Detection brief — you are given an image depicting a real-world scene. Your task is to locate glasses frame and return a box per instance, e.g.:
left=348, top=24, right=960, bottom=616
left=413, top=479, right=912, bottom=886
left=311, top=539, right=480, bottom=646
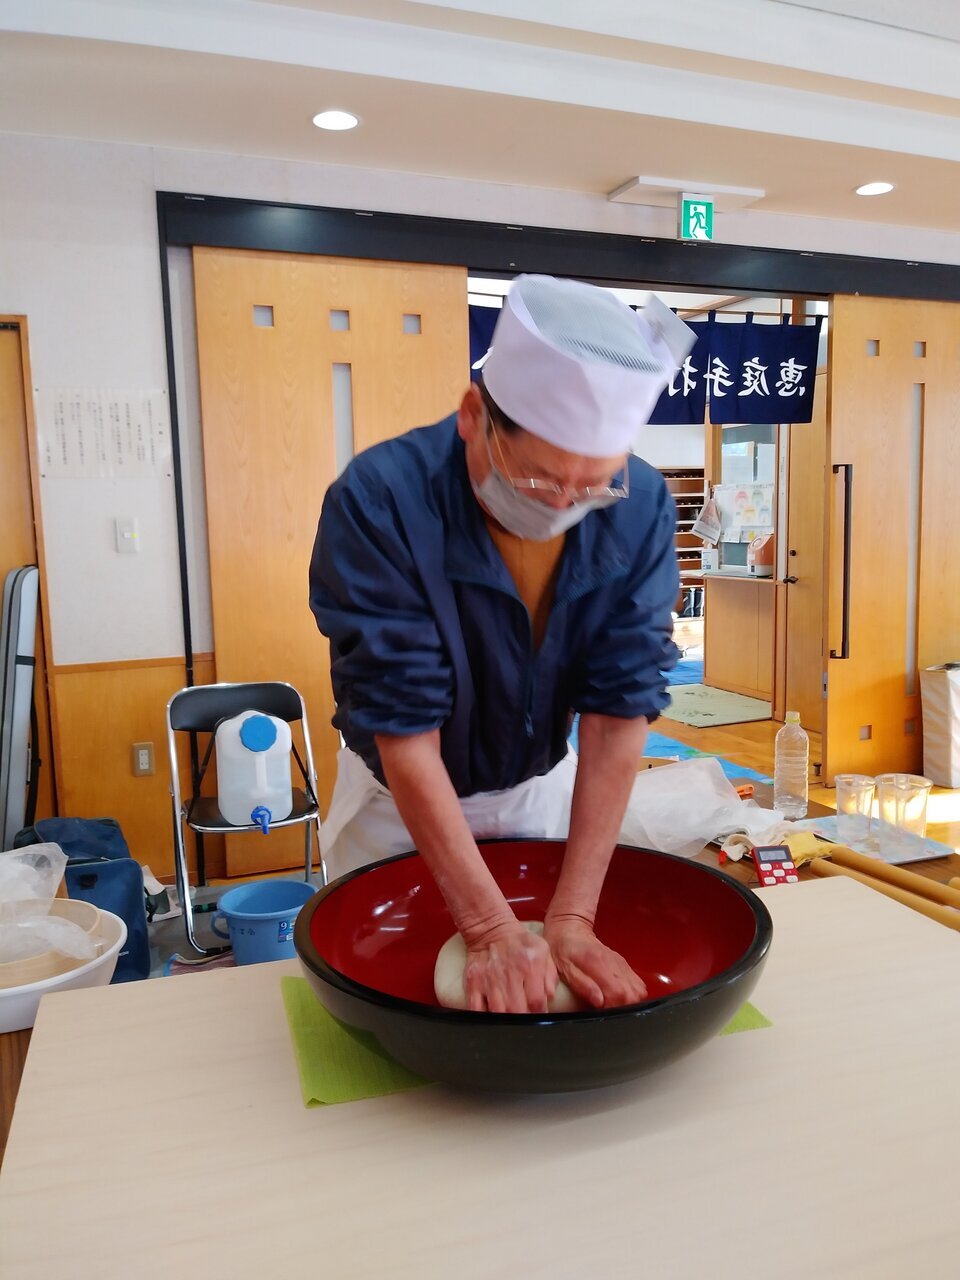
left=484, top=412, right=630, bottom=504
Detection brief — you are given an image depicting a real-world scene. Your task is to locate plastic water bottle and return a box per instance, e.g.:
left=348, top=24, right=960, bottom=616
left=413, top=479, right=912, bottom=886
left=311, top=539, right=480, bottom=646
left=216, top=712, right=293, bottom=831
left=774, top=711, right=809, bottom=819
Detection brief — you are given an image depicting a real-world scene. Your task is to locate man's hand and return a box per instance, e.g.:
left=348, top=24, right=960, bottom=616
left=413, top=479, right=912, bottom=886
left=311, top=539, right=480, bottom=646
left=544, top=915, right=648, bottom=1009
left=462, top=919, right=559, bottom=1014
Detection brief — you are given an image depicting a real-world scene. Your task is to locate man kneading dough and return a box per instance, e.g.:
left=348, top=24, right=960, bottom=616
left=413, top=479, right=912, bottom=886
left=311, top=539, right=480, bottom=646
left=311, top=276, right=693, bottom=1014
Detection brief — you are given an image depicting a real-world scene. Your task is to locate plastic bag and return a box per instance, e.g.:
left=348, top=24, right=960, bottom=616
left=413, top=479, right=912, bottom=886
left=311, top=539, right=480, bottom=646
left=0, top=843, right=68, bottom=905
left=0, top=916, right=97, bottom=964
left=0, top=843, right=96, bottom=963
left=619, top=757, right=784, bottom=858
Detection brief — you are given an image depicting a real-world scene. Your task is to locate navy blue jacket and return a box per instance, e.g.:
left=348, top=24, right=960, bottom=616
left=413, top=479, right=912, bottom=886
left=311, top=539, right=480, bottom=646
left=309, top=416, right=679, bottom=796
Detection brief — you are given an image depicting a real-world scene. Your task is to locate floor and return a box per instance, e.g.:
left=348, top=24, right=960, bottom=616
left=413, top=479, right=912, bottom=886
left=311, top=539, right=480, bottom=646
left=148, top=887, right=228, bottom=974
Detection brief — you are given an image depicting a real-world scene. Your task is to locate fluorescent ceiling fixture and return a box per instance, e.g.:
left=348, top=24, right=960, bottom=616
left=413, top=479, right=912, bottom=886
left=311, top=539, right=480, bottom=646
left=312, top=110, right=359, bottom=131
left=855, top=181, right=894, bottom=196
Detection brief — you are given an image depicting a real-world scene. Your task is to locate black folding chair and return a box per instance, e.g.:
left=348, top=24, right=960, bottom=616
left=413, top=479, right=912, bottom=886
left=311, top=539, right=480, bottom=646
left=166, top=681, right=325, bottom=956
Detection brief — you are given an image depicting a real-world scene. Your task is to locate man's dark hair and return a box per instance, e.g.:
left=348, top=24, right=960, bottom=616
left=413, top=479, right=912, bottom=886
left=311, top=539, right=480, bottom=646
left=476, top=375, right=522, bottom=435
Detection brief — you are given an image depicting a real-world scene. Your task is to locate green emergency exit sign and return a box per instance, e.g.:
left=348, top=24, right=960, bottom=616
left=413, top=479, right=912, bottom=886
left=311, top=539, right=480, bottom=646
left=678, top=194, right=714, bottom=241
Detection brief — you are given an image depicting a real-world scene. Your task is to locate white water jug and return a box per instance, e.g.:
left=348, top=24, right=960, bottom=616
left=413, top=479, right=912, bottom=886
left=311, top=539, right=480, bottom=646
left=215, top=712, right=293, bottom=831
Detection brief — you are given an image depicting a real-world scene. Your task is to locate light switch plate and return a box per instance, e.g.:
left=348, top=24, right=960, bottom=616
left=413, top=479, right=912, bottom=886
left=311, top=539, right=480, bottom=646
left=115, top=517, right=139, bottom=554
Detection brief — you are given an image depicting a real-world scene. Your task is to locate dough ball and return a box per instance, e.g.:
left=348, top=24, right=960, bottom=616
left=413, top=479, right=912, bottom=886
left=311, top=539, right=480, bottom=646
left=433, top=921, right=583, bottom=1013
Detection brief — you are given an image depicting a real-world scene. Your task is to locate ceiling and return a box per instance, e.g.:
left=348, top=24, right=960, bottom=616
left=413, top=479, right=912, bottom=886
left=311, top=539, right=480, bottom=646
left=3, top=0, right=960, bottom=233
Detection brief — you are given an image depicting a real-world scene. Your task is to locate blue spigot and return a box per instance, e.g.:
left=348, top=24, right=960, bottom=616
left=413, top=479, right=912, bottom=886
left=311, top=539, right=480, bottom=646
left=250, top=805, right=272, bottom=835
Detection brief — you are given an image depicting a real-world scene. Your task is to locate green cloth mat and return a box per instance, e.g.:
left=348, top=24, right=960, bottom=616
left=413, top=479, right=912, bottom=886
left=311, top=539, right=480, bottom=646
left=281, top=976, right=770, bottom=1107
left=282, top=977, right=428, bottom=1106
left=720, top=1001, right=772, bottom=1034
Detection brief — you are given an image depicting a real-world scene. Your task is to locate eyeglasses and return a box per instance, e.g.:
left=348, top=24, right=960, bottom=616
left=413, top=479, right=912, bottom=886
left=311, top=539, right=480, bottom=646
left=485, top=415, right=630, bottom=504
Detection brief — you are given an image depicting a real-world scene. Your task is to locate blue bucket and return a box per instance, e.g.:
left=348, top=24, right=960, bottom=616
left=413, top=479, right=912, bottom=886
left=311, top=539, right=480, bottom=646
left=211, top=879, right=317, bottom=965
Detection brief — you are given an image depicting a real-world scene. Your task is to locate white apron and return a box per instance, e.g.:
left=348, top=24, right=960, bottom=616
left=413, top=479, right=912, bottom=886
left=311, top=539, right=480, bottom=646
left=320, top=746, right=578, bottom=883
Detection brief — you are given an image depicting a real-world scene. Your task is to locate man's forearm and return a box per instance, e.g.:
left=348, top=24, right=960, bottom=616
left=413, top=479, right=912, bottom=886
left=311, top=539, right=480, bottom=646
left=546, top=713, right=649, bottom=926
left=374, top=730, right=514, bottom=944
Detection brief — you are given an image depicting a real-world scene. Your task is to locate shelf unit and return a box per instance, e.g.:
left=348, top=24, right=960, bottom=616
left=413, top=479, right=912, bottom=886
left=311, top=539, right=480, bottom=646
left=659, top=466, right=706, bottom=616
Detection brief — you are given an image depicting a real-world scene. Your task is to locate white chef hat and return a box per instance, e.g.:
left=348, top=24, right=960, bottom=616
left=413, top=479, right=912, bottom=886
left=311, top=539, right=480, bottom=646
left=482, top=275, right=695, bottom=458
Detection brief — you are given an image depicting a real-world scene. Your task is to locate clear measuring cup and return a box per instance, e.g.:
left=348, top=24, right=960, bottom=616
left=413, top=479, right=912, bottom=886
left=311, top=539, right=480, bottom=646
left=875, top=773, right=933, bottom=858
left=834, top=774, right=875, bottom=845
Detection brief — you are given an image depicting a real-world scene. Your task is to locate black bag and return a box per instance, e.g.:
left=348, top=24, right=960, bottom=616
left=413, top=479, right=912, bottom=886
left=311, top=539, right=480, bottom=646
left=14, top=817, right=151, bottom=982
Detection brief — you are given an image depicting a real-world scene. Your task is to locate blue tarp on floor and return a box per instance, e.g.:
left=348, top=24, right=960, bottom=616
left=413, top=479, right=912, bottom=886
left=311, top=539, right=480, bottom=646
left=569, top=652, right=773, bottom=785
left=666, top=655, right=704, bottom=687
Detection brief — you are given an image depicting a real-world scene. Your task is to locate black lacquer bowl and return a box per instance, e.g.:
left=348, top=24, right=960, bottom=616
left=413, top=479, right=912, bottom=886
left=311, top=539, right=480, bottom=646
left=295, top=839, right=772, bottom=1093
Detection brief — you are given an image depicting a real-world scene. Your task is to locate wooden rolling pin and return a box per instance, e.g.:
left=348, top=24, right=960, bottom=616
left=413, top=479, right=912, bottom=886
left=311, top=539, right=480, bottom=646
left=827, top=846, right=960, bottom=910
left=810, top=858, right=960, bottom=932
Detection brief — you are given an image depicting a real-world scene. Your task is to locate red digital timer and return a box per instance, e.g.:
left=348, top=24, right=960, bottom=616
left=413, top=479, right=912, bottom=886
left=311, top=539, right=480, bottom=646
left=750, top=844, right=799, bottom=887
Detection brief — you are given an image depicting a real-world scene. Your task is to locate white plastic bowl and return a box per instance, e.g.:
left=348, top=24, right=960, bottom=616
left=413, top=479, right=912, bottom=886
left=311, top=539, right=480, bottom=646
left=0, top=910, right=128, bottom=1033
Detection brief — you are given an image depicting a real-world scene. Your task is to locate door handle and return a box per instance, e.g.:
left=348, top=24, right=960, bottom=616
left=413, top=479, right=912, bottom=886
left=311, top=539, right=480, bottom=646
left=830, top=463, right=853, bottom=660
left=782, top=575, right=798, bottom=584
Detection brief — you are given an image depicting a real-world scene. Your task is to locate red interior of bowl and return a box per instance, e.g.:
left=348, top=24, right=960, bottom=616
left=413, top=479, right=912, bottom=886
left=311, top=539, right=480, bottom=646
left=308, top=840, right=759, bottom=1007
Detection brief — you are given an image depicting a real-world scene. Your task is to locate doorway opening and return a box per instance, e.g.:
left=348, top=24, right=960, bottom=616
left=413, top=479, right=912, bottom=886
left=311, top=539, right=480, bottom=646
left=468, top=277, right=829, bottom=784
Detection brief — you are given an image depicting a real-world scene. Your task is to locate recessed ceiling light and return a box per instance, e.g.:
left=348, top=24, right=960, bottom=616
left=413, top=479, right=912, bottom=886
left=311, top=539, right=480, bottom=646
left=312, top=110, right=359, bottom=131
left=855, top=181, right=894, bottom=196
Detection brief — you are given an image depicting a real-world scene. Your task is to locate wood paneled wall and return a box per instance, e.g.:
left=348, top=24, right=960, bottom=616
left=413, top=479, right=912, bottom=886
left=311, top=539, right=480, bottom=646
left=51, top=654, right=224, bottom=880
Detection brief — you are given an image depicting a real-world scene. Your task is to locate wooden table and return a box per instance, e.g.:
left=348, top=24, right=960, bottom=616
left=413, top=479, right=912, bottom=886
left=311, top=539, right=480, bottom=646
left=2, top=878, right=959, bottom=1278
left=4, top=788, right=957, bottom=1167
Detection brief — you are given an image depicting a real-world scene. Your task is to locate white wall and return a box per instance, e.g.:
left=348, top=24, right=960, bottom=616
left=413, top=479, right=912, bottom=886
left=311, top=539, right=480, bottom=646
left=634, top=424, right=704, bottom=470
left=1, top=136, right=182, bottom=665
left=3, top=131, right=960, bottom=664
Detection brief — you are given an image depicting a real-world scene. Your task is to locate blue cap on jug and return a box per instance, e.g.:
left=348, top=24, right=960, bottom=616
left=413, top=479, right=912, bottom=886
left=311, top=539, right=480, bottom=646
left=239, top=714, right=278, bottom=752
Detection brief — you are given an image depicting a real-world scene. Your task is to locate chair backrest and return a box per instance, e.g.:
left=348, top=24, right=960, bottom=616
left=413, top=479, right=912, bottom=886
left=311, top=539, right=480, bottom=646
left=167, top=681, right=305, bottom=733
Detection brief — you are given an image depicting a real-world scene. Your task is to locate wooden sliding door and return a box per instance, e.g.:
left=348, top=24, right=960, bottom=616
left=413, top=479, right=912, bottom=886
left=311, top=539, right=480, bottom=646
left=824, top=296, right=960, bottom=779
left=193, top=249, right=468, bottom=874
left=783, top=370, right=827, bottom=734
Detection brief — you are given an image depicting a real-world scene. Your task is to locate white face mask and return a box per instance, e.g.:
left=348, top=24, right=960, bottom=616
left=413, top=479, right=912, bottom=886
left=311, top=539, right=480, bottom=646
left=471, top=462, right=615, bottom=541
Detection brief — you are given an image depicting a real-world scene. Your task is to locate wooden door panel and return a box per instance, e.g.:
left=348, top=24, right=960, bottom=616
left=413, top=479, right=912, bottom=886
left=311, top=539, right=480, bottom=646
left=0, top=322, right=56, bottom=824
left=824, top=296, right=960, bottom=780
left=784, top=371, right=827, bottom=732
left=704, top=578, right=760, bottom=696
left=193, top=250, right=468, bottom=876
left=756, top=586, right=775, bottom=702
left=194, top=249, right=337, bottom=875
left=330, top=259, right=469, bottom=455
left=917, top=314, right=960, bottom=672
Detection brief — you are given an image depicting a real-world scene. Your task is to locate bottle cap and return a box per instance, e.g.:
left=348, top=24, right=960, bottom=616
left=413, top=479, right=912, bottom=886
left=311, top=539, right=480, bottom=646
left=785, top=710, right=801, bottom=724
left=239, top=714, right=278, bottom=752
